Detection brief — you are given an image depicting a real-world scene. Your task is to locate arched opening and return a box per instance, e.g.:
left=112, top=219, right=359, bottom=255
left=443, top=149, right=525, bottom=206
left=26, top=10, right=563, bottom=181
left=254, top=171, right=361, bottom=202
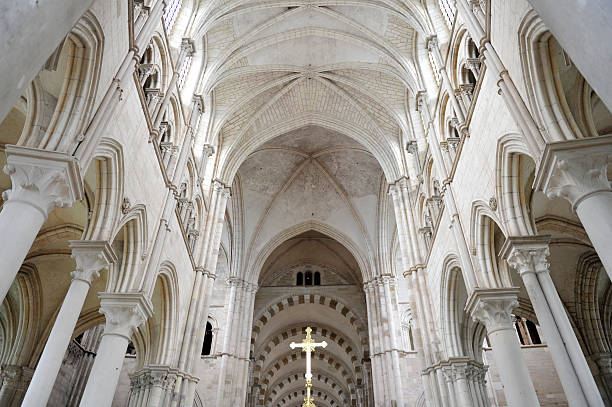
left=296, top=272, right=303, bottom=286
left=305, top=270, right=313, bottom=286
left=252, top=230, right=367, bottom=407
left=202, top=321, right=213, bottom=356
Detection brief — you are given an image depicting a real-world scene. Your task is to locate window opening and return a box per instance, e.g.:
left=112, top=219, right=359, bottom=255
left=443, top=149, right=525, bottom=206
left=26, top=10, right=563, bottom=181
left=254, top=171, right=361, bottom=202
left=525, top=320, right=542, bottom=345
left=296, top=272, right=304, bottom=286
left=314, top=271, right=321, bottom=286
left=202, top=321, right=213, bottom=355
left=305, top=271, right=313, bottom=286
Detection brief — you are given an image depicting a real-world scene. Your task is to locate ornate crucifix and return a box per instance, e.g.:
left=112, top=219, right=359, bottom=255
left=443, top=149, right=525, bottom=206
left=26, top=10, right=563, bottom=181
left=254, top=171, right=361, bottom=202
left=290, top=327, right=328, bottom=407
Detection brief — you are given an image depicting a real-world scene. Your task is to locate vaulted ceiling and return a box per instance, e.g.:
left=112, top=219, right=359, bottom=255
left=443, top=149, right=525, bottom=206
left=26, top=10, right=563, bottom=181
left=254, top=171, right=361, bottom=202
left=183, top=2, right=431, bottom=406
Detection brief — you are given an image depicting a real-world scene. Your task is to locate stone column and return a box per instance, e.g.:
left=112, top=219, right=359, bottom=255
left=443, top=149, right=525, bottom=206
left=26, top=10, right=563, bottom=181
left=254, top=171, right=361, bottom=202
left=128, top=366, right=178, bottom=407
left=535, top=136, right=612, bottom=279
left=466, top=288, right=540, bottom=407
left=0, top=146, right=82, bottom=302
left=502, top=236, right=604, bottom=406
left=22, top=241, right=116, bottom=407
left=80, top=292, right=153, bottom=407
left=426, top=36, right=467, bottom=130
left=415, top=92, right=478, bottom=290
left=452, top=361, right=473, bottom=407
left=0, top=365, right=34, bottom=407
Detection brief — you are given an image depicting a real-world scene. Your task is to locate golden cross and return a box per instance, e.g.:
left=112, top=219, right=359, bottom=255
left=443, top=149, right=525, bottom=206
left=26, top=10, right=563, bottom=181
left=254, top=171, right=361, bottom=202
left=290, top=327, right=328, bottom=407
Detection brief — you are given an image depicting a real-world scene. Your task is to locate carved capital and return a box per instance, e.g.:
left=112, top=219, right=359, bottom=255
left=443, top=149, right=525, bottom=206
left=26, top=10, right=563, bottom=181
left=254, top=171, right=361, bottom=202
left=69, top=240, right=117, bottom=284
left=534, top=136, right=612, bottom=210
left=415, top=90, right=428, bottom=112
left=138, top=63, right=158, bottom=81
left=202, top=143, right=215, bottom=157
left=388, top=176, right=409, bottom=199
left=2, top=146, right=83, bottom=218
left=458, top=83, right=474, bottom=97
left=212, top=178, right=230, bottom=198
left=466, top=288, right=520, bottom=334
left=500, top=236, right=551, bottom=276
left=98, top=292, right=153, bottom=340
left=447, top=137, right=461, bottom=152
left=425, top=35, right=439, bottom=53
left=0, top=365, right=34, bottom=391
left=405, top=140, right=418, bottom=155
left=181, top=38, right=196, bottom=57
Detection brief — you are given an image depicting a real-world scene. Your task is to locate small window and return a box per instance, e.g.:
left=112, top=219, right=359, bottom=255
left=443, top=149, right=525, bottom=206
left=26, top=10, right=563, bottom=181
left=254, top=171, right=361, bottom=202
left=126, top=341, right=136, bottom=355
left=314, top=272, right=321, bottom=286
left=305, top=271, right=313, bottom=286
left=525, top=320, right=542, bottom=345
left=296, top=272, right=303, bottom=286
left=202, top=321, right=213, bottom=355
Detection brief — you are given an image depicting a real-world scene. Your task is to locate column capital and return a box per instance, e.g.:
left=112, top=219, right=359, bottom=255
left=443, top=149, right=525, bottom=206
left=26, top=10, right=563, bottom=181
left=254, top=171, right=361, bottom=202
left=425, top=35, right=439, bottom=52
left=202, top=143, right=215, bottom=157
left=0, top=364, right=34, bottom=391
left=180, top=38, right=196, bottom=57
left=192, top=94, right=204, bottom=114
left=212, top=178, right=231, bottom=197
left=415, top=90, right=428, bottom=112
left=69, top=240, right=117, bottom=284
left=466, top=287, right=520, bottom=334
left=2, top=146, right=83, bottom=218
left=500, top=235, right=551, bottom=276
left=98, top=292, right=153, bottom=340
left=388, top=176, right=410, bottom=196
left=405, top=140, right=419, bottom=154
left=534, top=135, right=612, bottom=210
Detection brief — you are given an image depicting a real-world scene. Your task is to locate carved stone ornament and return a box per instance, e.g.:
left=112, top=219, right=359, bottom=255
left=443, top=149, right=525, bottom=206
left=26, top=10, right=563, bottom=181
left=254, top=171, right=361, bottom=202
left=500, top=236, right=552, bottom=276
left=98, top=292, right=153, bottom=340
left=447, top=137, right=461, bottom=152
left=2, top=146, right=83, bottom=217
left=488, top=196, right=497, bottom=211
left=122, top=197, right=131, bottom=214
left=466, top=287, right=520, bottom=333
left=180, top=38, right=196, bottom=57
left=202, top=143, right=215, bottom=157
left=405, top=140, right=418, bottom=155
left=69, top=240, right=118, bottom=284
left=212, top=178, right=231, bottom=198
left=534, top=135, right=612, bottom=210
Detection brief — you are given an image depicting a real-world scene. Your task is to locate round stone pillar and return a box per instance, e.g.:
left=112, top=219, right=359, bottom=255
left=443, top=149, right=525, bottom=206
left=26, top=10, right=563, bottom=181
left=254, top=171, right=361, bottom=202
left=535, top=136, right=612, bottom=279
left=0, top=146, right=82, bottom=302
left=79, top=292, right=153, bottom=407
left=22, top=241, right=116, bottom=407
left=467, top=288, right=540, bottom=407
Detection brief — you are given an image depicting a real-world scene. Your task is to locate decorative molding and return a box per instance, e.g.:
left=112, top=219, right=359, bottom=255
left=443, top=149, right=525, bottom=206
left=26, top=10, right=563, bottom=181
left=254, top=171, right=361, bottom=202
left=2, top=146, right=83, bottom=218
left=500, top=235, right=551, bottom=276
left=466, top=287, right=520, bottom=334
left=69, top=240, right=118, bottom=284
left=98, top=292, right=153, bottom=340
left=534, top=135, right=612, bottom=210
